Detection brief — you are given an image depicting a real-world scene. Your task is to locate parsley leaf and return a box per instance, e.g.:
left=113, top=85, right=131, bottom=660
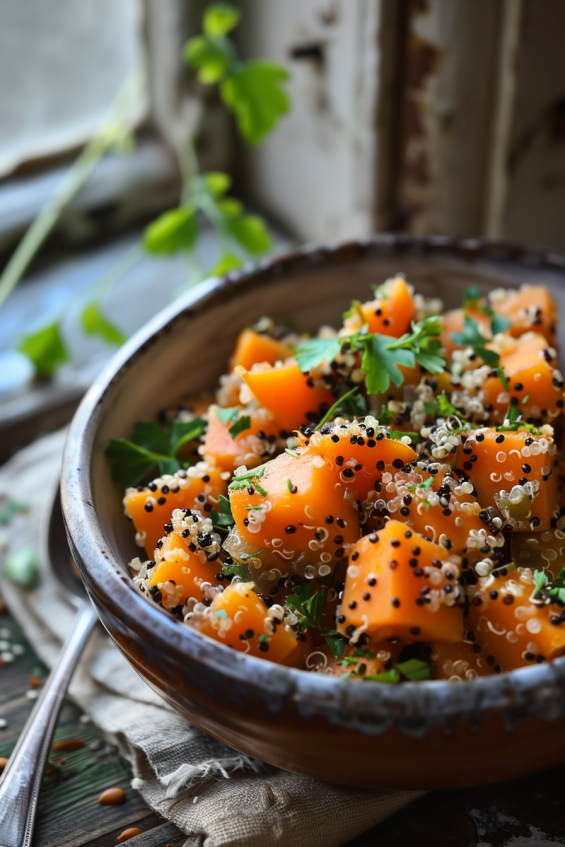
left=357, top=334, right=414, bottom=394
left=463, top=285, right=483, bottom=306
left=169, top=418, right=207, bottom=454
left=389, top=430, right=420, bottom=443
left=388, top=317, right=446, bottom=374
left=0, top=499, right=29, bottom=525
left=203, top=2, right=241, bottom=37
left=221, top=61, right=290, bottom=145
left=216, top=406, right=240, bottom=426
left=105, top=440, right=173, bottom=487
left=497, top=366, right=509, bottom=391
left=210, top=494, right=234, bottom=531
left=437, top=392, right=458, bottom=418
left=81, top=302, right=126, bottom=346
left=451, top=314, right=499, bottom=366
left=316, top=386, right=361, bottom=430
left=18, top=321, right=69, bottom=378
left=229, top=415, right=251, bottom=439
left=143, top=208, right=198, bottom=254
left=491, top=314, right=512, bottom=335
left=395, top=658, right=434, bottom=681
left=295, top=336, right=342, bottom=372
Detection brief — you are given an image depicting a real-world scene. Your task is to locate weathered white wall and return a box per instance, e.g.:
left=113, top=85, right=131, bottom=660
left=236, top=0, right=383, bottom=242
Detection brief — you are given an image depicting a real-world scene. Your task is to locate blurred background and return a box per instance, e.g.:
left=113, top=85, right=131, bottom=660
left=1, top=0, right=565, bottom=453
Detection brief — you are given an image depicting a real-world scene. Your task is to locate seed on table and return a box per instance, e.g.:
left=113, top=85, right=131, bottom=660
left=25, top=689, right=39, bottom=700
left=99, top=787, right=127, bottom=805
left=0, top=718, right=7, bottom=729
left=53, top=738, right=85, bottom=752
left=29, top=675, right=42, bottom=688
left=0, top=757, right=8, bottom=771
left=117, top=828, right=144, bottom=842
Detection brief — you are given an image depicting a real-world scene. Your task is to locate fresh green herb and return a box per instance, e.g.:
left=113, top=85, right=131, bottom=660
left=81, top=302, right=127, bottom=346
left=437, top=393, right=458, bottom=418
left=209, top=494, right=234, bottom=530
left=18, top=322, right=69, bottom=378
left=356, top=333, right=414, bottom=394
left=419, top=476, right=435, bottom=489
left=258, top=634, right=270, bottom=643
left=105, top=417, right=206, bottom=487
left=342, top=299, right=363, bottom=320
left=353, top=647, right=376, bottom=659
left=372, top=284, right=389, bottom=300
left=389, top=430, right=420, bottom=443
left=143, top=208, right=197, bottom=254
left=238, top=548, right=264, bottom=562
left=388, top=317, right=446, bottom=374
left=491, top=314, right=512, bottom=335
left=169, top=418, right=207, bottom=454
left=295, top=336, right=342, bottom=372
left=378, top=406, right=395, bottom=425
left=287, top=479, right=294, bottom=492
left=364, top=669, right=401, bottom=683
left=341, top=657, right=359, bottom=668
left=222, top=562, right=250, bottom=581
left=395, top=658, right=434, bottom=681
left=522, top=393, right=529, bottom=405
left=285, top=583, right=346, bottom=656
left=315, top=386, right=361, bottom=430
left=424, top=400, right=439, bottom=419
left=451, top=314, right=499, bottom=366
left=228, top=415, right=251, bottom=439
left=105, top=439, right=177, bottom=488
left=246, top=504, right=263, bottom=510
left=497, top=366, right=509, bottom=391
left=228, top=465, right=266, bottom=492
left=0, top=499, right=29, bottom=525
left=531, top=567, right=565, bottom=605
left=463, top=285, right=483, bottom=305
left=214, top=609, right=229, bottom=618
left=2, top=547, right=41, bottom=587
left=216, top=407, right=240, bottom=426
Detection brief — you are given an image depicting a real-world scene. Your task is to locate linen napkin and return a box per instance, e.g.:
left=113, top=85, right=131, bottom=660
left=0, top=430, right=424, bottom=847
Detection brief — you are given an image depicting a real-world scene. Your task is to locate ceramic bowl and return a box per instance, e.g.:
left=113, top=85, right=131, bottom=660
left=62, top=235, right=565, bottom=790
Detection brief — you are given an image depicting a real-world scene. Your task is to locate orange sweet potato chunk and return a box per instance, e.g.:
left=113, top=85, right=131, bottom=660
left=229, top=452, right=360, bottom=578
left=493, top=285, right=557, bottom=345
left=456, top=429, right=559, bottom=531
left=239, top=362, right=335, bottom=432
left=149, top=531, right=221, bottom=606
left=229, top=329, right=294, bottom=372
left=429, top=640, right=493, bottom=680
left=203, top=406, right=283, bottom=473
left=337, top=520, right=464, bottom=643
left=296, top=422, right=417, bottom=500
left=189, top=581, right=308, bottom=665
left=466, top=569, right=565, bottom=671
left=124, top=466, right=227, bottom=556
left=378, top=465, right=491, bottom=557
left=480, top=333, right=564, bottom=423
left=343, top=276, right=415, bottom=338
left=314, top=640, right=403, bottom=678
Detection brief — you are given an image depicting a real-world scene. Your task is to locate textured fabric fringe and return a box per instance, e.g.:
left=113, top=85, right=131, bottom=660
left=161, top=755, right=265, bottom=798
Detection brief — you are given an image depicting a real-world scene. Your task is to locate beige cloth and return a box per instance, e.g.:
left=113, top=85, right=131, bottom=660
left=0, top=431, right=424, bottom=847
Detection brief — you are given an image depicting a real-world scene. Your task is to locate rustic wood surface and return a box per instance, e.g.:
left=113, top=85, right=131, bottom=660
left=1, top=602, right=565, bottom=847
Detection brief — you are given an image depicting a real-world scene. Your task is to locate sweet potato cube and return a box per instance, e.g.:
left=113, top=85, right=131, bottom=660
left=456, top=429, right=559, bottom=531
left=230, top=329, right=294, bottom=372
left=239, top=361, right=335, bottom=432
left=189, top=581, right=307, bottom=665
left=338, top=520, right=464, bottom=642
left=124, top=465, right=227, bottom=556
left=150, top=531, right=220, bottom=606
left=466, top=569, right=565, bottom=671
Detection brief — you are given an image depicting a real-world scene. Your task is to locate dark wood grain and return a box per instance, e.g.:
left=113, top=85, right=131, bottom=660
left=2, top=602, right=565, bottom=847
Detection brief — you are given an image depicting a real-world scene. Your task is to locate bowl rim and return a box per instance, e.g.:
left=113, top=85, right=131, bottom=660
left=61, top=233, right=565, bottom=730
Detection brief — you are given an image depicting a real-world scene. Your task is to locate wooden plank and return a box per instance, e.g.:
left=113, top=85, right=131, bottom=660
left=0, top=605, right=179, bottom=847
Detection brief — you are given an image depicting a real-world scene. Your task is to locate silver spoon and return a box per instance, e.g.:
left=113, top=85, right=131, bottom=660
left=0, top=487, right=98, bottom=847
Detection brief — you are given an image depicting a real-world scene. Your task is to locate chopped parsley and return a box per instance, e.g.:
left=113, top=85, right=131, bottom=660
left=285, top=583, right=346, bottom=657
left=316, top=386, right=361, bottom=430
left=451, top=314, right=499, bottom=367
left=497, top=366, right=509, bottom=391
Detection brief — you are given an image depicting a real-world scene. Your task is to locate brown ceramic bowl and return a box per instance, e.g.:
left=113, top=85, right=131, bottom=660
left=62, top=235, right=565, bottom=790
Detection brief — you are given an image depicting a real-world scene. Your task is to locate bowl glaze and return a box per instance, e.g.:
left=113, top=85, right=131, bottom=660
left=62, top=235, right=565, bottom=790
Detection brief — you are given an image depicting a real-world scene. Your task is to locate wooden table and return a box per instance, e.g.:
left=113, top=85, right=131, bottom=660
left=2, top=602, right=565, bottom=847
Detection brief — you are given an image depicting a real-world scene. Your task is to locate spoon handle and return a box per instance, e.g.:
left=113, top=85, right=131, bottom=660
left=0, top=602, right=98, bottom=847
